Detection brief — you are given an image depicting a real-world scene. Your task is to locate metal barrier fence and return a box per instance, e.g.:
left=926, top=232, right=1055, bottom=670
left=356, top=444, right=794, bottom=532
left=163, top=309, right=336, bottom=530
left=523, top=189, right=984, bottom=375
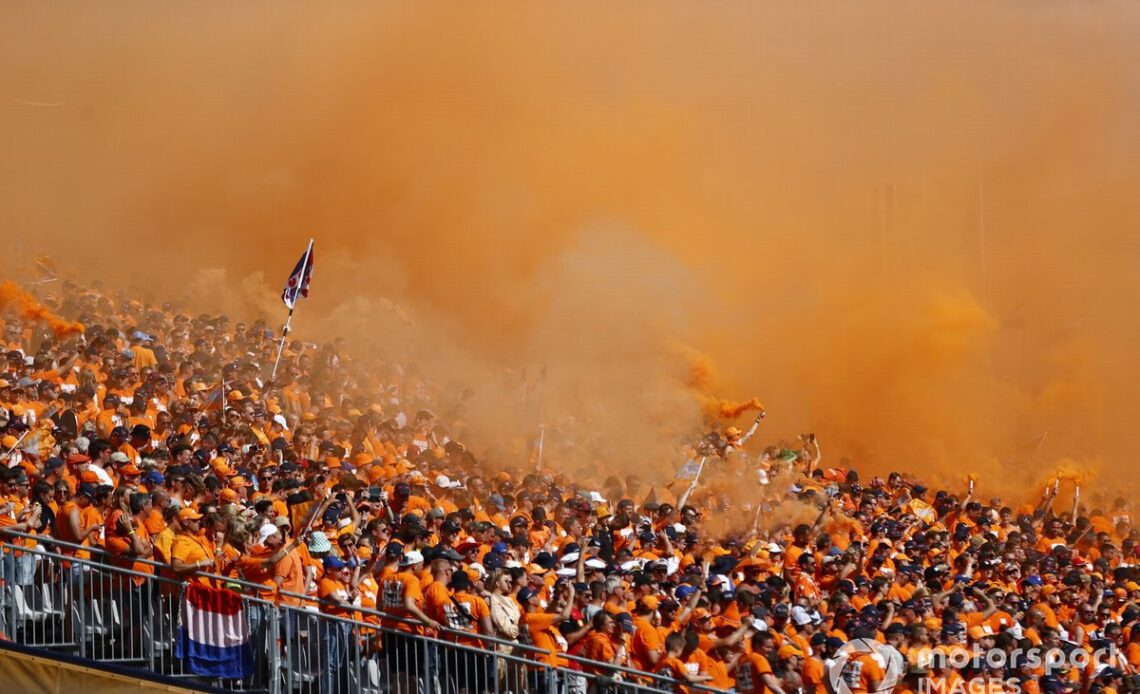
left=0, top=533, right=727, bottom=694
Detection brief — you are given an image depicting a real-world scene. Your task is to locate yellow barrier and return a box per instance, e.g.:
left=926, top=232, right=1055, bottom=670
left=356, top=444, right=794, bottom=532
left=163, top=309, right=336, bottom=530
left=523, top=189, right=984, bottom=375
left=0, top=646, right=196, bottom=694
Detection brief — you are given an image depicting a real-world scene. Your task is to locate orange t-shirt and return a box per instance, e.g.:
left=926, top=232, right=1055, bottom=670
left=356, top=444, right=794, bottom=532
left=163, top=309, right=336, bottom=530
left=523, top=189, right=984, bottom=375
left=318, top=577, right=354, bottom=617
left=522, top=611, right=568, bottom=667
left=273, top=547, right=306, bottom=606
left=656, top=654, right=693, bottom=693
left=236, top=545, right=278, bottom=601
left=736, top=651, right=773, bottom=694
left=104, top=510, right=154, bottom=585
left=381, top=570, right=426, bottom=633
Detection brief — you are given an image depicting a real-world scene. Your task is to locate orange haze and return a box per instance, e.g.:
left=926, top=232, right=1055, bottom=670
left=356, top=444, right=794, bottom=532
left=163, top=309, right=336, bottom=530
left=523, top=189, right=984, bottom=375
left=2, top=2, right=1139, bottom=508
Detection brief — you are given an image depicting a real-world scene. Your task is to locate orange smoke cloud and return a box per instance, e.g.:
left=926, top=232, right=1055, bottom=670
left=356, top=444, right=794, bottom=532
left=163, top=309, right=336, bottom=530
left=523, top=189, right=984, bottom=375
left=0, top=282, right=83, bottom=338
left=2, top=3, right=1139, bottom=503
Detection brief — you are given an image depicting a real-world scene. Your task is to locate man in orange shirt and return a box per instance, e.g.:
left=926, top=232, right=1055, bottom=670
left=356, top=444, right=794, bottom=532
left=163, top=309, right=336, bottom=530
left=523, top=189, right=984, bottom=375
left=444, top=569, right=495, bottom=692
left=236, top=523, right=298, bottom=689
left=580, top=611, right=624, bottom=676
left=631, top=594, right=665, bottom=673
left=103, top=491, right=156, bottom=655
left=55, top=482, right=102, bottom=577
left=738, top=630, right=787, bottom=694
left=317, top=555, right=358, bottom=692
left=836, top=630, right=886, bottom=694
left=657, top=632, right=714, bottom=693
left=0, top=469, right=41, bottom=586
left=380, top=549, right=442, bottom=683
left=169, top=507, right=214, bottom=586
left=520, top=582, right=575, bottom=692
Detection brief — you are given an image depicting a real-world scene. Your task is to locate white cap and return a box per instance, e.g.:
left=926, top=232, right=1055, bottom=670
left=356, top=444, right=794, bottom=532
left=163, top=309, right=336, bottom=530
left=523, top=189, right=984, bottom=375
left=620, top=559, right=643, bottom=571
left=752, top=618, right=769, bottom=632
left=556, top=567, right=577, bottom=577
left=585, top=558, right=607, bottom=569
left=435, top=475, right=462, bottom=489
left=110, top=452, right=130, bottom=463
left=258, top=523, right=280, bottom=544
left=504, top=560, right=523, bottom=569
left=587, top=491, right=606, bottom=504
left=673, top=523, right=687, bottom=533
left=791, top=606, right=813, bottom=626
left=400, top=550, right=424, bottom=566
left=561, top=552, right=580, bottom=564
left=767, top=542, right=783, bottom=554
left=468, top=563, right=486, bottom=577
left=273, top=414, right=289, bottom=430
left=337, top=517, right=352, bottom=529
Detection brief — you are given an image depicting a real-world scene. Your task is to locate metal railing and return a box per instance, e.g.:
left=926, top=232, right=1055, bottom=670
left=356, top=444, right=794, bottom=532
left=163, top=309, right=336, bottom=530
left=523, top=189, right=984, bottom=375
left=0, top=532, right=727, bottom=694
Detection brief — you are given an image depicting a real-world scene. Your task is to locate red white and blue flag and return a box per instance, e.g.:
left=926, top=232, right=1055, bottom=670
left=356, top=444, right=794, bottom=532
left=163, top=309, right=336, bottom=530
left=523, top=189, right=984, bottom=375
left=281, top=239, right=314, bottom=310
left=176, top=583, right=253, bottom=678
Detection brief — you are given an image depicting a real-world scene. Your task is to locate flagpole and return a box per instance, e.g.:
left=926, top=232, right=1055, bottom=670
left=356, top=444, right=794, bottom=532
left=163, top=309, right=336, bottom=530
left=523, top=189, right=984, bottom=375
left=536, top=424, right=545, bottom=470
left=270, top=238, right=313, bottom=383
left=677, top=456, right=707, bottom=510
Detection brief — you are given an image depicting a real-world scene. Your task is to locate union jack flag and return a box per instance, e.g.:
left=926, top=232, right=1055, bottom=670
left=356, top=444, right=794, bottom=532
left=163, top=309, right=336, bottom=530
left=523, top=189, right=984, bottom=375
left=281, top=240, right=314, bottom=309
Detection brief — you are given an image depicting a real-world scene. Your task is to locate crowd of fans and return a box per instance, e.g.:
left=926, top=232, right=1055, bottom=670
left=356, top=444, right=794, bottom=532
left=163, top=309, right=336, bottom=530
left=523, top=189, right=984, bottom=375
left=0, top=279, right=1138, bottom=694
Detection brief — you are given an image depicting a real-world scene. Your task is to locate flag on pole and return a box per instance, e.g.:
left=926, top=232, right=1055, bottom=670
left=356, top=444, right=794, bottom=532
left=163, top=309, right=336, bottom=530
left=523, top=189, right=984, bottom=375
left=281, top=240, right=314, bottom=309
left=674, top=459, right=704, bottom=481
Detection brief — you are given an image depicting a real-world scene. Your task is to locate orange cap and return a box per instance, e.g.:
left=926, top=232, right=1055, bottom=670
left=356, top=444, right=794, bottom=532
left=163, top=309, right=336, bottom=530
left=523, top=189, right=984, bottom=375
left=638, top=595, right=660, bottom=611
left=178, top=507, right=203, bottom=521
left=968, top=626, right=993, bottom=640
left=777, top=645, right=803, bottom=660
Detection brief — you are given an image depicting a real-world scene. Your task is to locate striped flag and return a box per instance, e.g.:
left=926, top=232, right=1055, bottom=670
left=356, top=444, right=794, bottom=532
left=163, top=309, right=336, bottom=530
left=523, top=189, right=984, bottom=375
left=176, top=583, right=253, bottom=678
left=281, top=240, right=314, bottom=309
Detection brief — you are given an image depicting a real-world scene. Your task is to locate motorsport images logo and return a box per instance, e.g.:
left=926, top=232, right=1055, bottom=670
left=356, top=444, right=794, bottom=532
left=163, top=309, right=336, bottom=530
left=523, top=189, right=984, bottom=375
left=827, top=638, right=905, bottom=694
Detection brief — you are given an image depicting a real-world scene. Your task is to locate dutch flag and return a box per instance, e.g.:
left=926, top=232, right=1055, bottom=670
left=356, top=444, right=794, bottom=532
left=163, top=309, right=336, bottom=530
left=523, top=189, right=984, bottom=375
left=175, top=583, right=254, bottom=679
left=281, top=239, right=314, bottom=310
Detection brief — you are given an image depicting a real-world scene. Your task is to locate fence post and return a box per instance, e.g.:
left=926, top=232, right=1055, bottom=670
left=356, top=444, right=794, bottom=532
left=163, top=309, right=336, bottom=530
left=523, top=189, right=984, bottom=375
left=268, top=603, right=282, bottom=694
left=77, top=563, right=87, bottom=660
left=1, top=547, right=10, bottom=642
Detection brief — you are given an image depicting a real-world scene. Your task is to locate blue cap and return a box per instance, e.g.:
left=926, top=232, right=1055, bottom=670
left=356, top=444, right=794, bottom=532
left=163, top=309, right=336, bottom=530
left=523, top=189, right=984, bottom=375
left=142, top=471, right=165, bottom=486
left=492, top=542, right=509, bottom=554
left=675, top=584, right=698, bottom=600
left=1024, top=575, right=1045, bottom=586
left=323, top=556, right=348, bottom=570
left=517, top=588, right=538, bottom=604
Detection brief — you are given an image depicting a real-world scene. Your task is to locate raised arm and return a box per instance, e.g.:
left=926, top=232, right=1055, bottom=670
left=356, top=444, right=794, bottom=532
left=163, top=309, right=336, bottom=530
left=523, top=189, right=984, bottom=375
left=738, top=410, right=765, bottom=446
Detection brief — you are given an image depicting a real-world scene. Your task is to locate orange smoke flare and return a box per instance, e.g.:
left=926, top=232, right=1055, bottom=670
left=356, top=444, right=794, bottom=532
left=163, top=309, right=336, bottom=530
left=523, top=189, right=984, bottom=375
left=0, top=282, right=84, bottom=338
left=702, top=396, right=765, bottom=420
